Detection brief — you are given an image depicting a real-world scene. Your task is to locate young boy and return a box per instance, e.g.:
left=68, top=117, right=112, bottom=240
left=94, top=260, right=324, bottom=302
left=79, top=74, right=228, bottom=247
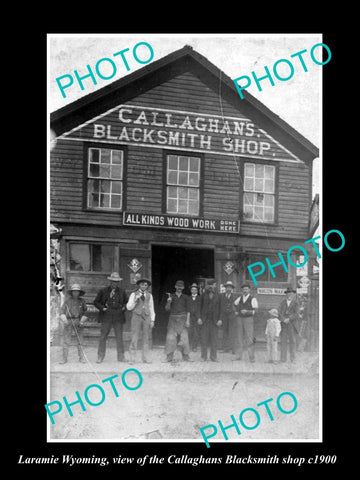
left=265, top=308, right=281, bottom=364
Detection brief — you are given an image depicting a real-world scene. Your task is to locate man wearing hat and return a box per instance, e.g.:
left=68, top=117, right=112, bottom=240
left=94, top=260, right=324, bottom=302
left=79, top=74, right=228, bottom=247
left=126, top=278, right=155, bottom=363
left=278, top=287, right=300, bottom=363
left=266, top=308, right=281, bottom=364
left=198, top=279, right=221, bottom=362
left=188, top=283, right=202, bottom=352
left=233, top=284, right=259, bottom=362
left=163, top=280, right=192, bottom=362
left=219, top=281, right=237, bottom=353
left=94, top=272, right=128, bottom=363
left=59, top=284, right=88, bottom=364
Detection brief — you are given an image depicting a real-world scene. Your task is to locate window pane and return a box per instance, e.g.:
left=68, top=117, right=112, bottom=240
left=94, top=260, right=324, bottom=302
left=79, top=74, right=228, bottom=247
left=178, top=199, right=188, bottom=213
left=178, top=172, right=188, bottom=185
left=243, top=192, right=254, bottom=206
left=100, top=149, right=111, bottom=163
left=264, top=165, right=274, bottom=179
left=178, top=187, right=188, bottom=199
left=243, top=205, right=253, bottom=220
left=110, top=194, right=122, bottom=209
left=168, top=155, right=178, bottom=170
left=89, top=163, right=100, bottom=177
left=188, top=188, right=199, bottom=200
left=255, top=193, right=264, bottom=204
left=167, top=198, right=177, bottom=213
left=111, top=150, right=123, bottom=164
left=100, top=193, right=110, bottom=208
left=244, top=177, right=254, bottom=191
left=111, top=165, right=122, bottom=179
left=167, top=186, right=178, bottom=198
left=70, top=244, right=90, bottom=271
left=189, top=172, right=199, bottom=186
left=179, top=156, right=189, bottom=171
left=255, top=164, right=264, bottom=177
left=92, top=245, right=114, bottom=272
left=111, top=181, right=122, bottom=194
left=167, top=170, right=178, bottom=185
left=264, top=194, right=274, bottom=206
left=188, top=200, right=199, bottom=215
left=264, top=207, right=274, bottom=222
left=254, top=206, right=264, bottom=220
left=100, top=165, right=111, bottom=178
left=190, top=157, right=200, bottom=172
left=245, top=163, right=254, bottom=177
left=254, top=178, right=264, bottom=191
left=101, top=180, right=111, bottom=193
left=264, top=179, right=274, bottom=193
left=89, top=148, right=100, bottom=163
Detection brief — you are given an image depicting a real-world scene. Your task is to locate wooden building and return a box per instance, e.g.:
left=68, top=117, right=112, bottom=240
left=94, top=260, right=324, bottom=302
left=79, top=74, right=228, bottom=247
left=50, top=45, right=319, bottom=345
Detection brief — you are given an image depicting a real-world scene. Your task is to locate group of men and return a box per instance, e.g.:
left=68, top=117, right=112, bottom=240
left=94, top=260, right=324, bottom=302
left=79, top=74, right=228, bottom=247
left=59, top=273, right=300, bottom=365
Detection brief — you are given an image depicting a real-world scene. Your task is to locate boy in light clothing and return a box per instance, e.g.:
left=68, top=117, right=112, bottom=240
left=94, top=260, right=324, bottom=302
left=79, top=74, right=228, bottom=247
left=265, top=308, right=281, bottom=364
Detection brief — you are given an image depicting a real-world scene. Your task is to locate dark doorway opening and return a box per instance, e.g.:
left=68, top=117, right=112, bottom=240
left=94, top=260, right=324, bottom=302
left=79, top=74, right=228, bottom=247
left=151, top=245, right=214, bottom=344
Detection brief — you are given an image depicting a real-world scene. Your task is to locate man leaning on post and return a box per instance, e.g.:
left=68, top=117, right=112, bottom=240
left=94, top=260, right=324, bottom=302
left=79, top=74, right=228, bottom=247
left=94, top=272, right=128, bottom=363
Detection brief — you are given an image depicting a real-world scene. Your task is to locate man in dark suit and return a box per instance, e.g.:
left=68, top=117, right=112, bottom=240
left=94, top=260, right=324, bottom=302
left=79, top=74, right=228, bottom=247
left=219, top=281, right=237, bottom=353
left=188, top=283, right=202, bottom=352
left=278, top=287, right=300, bottom=363
left=199, top=279, right=221, bottom=362
left=94, top=272, right=128, bottom=363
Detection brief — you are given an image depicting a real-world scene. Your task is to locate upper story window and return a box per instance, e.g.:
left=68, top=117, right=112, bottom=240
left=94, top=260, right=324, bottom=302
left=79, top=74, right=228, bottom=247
left=243, top=162, right=276, bottom=223
left=87, top=147, right=123, bottom=210
left=166, top=154, right=200, bottom=215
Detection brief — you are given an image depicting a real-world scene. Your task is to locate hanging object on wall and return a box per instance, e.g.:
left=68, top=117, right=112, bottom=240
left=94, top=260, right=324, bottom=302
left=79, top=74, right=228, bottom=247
left=127, top=258, right=143, bottom=273
left=223, top=261, right=235, bottom=275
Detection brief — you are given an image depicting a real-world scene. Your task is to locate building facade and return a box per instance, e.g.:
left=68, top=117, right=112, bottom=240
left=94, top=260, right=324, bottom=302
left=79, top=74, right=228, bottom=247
left=50, top=46, right=319, bottom=345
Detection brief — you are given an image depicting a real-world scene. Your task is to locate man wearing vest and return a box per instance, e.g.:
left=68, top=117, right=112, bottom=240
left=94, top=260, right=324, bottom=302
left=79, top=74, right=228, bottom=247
left=278, top=287, right=300, bottom=363
left=126, top=278, right=155, bottom=364
left=219, top=281, right=237, bottom=353
left=234, top=284, right=259, bottom=362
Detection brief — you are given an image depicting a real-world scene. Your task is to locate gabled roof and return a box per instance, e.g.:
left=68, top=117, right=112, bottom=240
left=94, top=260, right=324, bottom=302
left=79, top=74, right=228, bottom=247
left=50, top=45, right=319, bottom=162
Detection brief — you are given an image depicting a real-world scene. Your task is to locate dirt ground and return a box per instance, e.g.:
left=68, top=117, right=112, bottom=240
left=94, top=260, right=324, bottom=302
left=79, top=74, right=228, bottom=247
left=48, top=346, right=319, bottom=443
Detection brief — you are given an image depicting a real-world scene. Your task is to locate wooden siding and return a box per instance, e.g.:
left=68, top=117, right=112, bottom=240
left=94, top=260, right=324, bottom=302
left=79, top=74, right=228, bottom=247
left=51, top=71, right=312, bottom=239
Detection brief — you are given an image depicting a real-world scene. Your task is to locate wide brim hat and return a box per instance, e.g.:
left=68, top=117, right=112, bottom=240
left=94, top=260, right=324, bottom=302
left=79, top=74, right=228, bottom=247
left=190, top=283, right=199, bottom=290
left=241, top=283, right=251, bottom=289
left=206, top=279, right=217, bottom=286
left=284, top=287, right=296, bottom=294
left=175, top=280, right=185, bottom=288
left=136, top=277, right=152, bottom=286
left=224, top=281, right=235, bottom=288
left=68, top=283, right=85, bottom=296
left=269, top=308, right=279, bottom=316
left=107, top=272, right=123, bottom=282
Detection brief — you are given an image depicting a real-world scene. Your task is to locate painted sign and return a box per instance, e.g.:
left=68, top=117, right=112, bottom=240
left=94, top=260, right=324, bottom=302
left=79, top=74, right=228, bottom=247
left=257, top=288, right=287, bottom=295
left=123, top=212, right=239, bottom=233
left=59, top=104, right=301, bottom=162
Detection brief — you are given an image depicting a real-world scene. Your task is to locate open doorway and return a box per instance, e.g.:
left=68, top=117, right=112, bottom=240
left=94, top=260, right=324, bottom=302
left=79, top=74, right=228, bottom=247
left=151, top=244, right=214, bottom=344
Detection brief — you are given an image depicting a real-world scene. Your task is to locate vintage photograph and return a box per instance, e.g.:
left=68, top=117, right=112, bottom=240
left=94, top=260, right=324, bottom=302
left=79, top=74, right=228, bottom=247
left=48, top=34, right=321, bottom=443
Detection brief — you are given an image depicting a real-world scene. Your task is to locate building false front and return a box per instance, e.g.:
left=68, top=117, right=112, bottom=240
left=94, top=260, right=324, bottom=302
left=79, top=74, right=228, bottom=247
left=50, top=46, right=319, bottom=345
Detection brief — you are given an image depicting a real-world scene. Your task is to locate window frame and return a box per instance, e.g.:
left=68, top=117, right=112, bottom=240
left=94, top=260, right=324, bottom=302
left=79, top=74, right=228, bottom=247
left=67, top=241, right=118, bottom=273
left=241, top=159, right=278, bottom=225
left=162, top=150, right=204, bottom=217
left=83, top=143, right=127, bottom=212
left=245, top=252, right=289, bottom=283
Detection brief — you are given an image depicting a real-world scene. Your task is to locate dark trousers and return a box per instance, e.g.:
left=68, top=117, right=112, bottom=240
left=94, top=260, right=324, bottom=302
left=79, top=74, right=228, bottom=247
left=200, top=322, right=218, bottom=360
left=98, top=320, right=124, bottom=360
left=280, top=322, right=296, bottom=361
left=221, top=312, right=237, bottom=352
left=189, top=315, right=201, bottom=350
